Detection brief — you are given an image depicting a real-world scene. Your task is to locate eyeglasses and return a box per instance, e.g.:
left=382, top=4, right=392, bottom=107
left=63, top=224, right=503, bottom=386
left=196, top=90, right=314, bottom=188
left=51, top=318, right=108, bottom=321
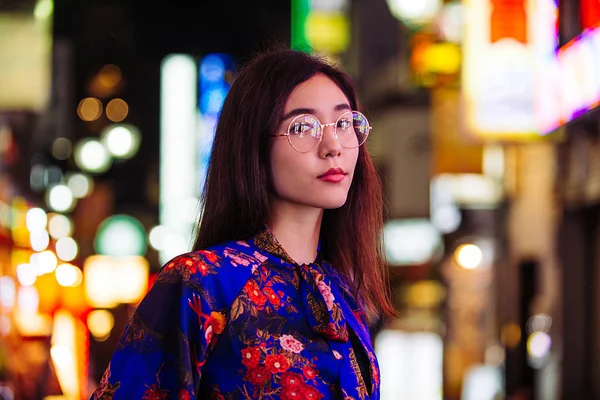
left=270, top=111, right=372, bottom=153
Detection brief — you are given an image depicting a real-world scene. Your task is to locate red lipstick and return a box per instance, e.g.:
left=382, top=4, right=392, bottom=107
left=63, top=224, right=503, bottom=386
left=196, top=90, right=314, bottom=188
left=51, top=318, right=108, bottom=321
left=318, top=168, right=346, bottom=183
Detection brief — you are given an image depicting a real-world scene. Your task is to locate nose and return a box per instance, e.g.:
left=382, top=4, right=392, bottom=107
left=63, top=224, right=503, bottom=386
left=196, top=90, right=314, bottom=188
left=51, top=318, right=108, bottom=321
left=318, top=124, right=342, bottom=158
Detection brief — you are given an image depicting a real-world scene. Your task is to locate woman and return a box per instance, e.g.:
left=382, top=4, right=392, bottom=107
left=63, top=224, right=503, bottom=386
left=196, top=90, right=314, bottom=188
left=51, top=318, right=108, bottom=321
left=92, top=48, right=396, bottom=400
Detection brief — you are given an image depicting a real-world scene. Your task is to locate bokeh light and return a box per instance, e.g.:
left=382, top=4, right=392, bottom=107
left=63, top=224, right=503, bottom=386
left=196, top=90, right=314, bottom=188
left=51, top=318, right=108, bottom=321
left=87, top=310, right=115, bottom=342
left=44, top=165, right=63, bottom=188
left=26, top=208, right=47, bottom=232
left=98, top=64, right=122, bottom=88
left=55, top=264, right=83, bottom=287
left=48, top=214, right=72, bottom=239
left=17, top=264, right=37, bottom=286
left=52, top=137, right=73, bottom=160
left=32, top=250, right=58, bottom=275
left=454, top=243, right=483, bottom=270
left=56, top=237, right=78, bottom=262
left=386, top=0, right=443, bottom=26
left=0, top=277, right=16, bottom=311
left=149, top=225, right=167, bottom=251
left=30, top=230, right=50, bottom=252
left=94, top=215, right=147, bottom=257
left=527, top=331, right=552, bottom=359
left=77, top=97, right=103, bottom=122
left=74, top=138, right=111, bottom=173
left=67, top=173, right=93, bottom=198
left=101, top=124, right=141, bottom=159
left=106, top=98, right=129, bottom=122
left=30, top=164, right=46, bottom=192
left=46, top=184, right=75, bottom=213
left=34, top=0, right=53, bottom=20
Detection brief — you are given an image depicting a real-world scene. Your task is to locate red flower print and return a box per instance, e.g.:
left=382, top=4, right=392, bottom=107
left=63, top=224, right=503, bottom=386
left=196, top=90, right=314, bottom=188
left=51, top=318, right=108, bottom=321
left=202, top=250, right=219, bottom=263
left=245, top=366, right=272, bottom=387
left=178, top=389, right=192, bottom=400
left=142, top=384, right=168, bottom=400
left=264, top=353, right=290, bottom=373
left=241, top=346, right=261, bottom=368
left=281, top=371, right=303, bottom=388
left=263, top=287, right=280, bottom=307
left=164, top=261, right=177, bottom=272
left=281, top=386, right=303, bottom=400
left=198, top=262, right=209, bottom=276
left=300, top=385, right=323, bottom=399
left=303, top=366, right=317, bottom=380
left=245, top=280, right=266, bottom=306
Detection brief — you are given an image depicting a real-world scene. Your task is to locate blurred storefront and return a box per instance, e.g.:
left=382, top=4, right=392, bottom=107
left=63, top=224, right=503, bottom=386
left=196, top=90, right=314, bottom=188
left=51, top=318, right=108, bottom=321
left=549, top=0, right=600, bottom=398
left=361, top=0, right=572, bottom=398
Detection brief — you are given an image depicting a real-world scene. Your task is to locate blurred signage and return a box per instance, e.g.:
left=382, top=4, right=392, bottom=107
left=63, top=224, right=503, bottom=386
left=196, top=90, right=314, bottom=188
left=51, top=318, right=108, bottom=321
left=0, top=14, right=51, bottom=110
left=383, top=219, right=442, bottom=266
left=490, top=0, right=527, bottom=44
left=535, top=0, right=600, bottom=134
left=538, top=17, right=600, bottom=134
left=581, top=0, right=600, bottom=31
left=462, top=0, right=558, bottom=140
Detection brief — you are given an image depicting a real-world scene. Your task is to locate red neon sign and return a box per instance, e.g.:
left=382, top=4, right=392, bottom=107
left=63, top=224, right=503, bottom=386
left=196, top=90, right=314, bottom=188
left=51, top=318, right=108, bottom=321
left=490, top=0, right=527, bottom=44
left=581, top=0, right=600, bottom=31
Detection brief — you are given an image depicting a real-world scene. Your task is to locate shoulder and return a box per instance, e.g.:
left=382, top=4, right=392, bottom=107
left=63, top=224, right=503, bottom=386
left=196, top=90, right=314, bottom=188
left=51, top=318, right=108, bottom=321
left=156, top=238, right=268, bottom=309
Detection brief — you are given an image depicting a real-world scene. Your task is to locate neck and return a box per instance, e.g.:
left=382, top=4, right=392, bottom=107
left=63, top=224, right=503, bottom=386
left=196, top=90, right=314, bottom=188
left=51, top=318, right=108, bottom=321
left=268, top=200, right=323, bottom=265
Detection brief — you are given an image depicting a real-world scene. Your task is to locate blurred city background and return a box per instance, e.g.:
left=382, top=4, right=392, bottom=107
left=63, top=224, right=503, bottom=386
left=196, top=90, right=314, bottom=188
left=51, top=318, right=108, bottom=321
left=0, top=0, right=597, bottom=398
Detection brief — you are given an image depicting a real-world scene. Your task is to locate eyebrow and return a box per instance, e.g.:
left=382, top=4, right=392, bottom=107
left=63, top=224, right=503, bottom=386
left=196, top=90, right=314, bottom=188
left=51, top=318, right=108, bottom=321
left=280, top=103, right=351, bottom=121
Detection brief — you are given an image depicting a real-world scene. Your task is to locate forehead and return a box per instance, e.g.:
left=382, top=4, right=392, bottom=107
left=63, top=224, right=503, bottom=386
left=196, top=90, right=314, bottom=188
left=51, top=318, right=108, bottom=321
left=284, top=74, right=350, bottom=111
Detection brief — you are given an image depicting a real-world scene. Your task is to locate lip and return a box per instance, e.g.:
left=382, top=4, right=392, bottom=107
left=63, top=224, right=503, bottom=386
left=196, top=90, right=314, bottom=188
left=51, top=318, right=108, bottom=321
left=318, top=168, right=346, bottom=183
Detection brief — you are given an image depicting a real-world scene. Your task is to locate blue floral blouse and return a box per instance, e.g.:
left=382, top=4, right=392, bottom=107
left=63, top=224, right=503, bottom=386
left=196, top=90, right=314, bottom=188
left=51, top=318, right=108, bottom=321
left=92, top=228, right=381, bottom=400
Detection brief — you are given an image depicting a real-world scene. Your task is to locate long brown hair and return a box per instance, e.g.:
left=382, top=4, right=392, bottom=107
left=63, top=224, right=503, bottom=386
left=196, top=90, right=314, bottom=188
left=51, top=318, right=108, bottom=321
left=193, top=48, right=396, bottom=321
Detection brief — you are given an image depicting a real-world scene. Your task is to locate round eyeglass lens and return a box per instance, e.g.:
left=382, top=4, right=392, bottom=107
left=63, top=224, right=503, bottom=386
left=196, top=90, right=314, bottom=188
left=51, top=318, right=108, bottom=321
left=336, top=111, right=370, bottom=149
left=287, top=114, right=322, bottom=152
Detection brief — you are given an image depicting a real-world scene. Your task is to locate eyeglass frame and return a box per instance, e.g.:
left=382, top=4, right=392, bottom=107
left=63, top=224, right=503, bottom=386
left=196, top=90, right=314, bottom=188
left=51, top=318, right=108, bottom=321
left=270, top=110, right=373, bottom=153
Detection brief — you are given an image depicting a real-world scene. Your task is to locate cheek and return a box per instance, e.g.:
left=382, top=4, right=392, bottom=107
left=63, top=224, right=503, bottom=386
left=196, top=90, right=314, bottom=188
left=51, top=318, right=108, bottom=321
left=269, top=144, right=307, bottom=195
left=346, top=149, right=360, bottom=179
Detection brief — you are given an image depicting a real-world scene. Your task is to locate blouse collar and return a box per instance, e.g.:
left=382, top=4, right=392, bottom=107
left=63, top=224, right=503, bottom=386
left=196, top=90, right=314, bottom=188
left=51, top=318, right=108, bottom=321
left=252, top=226, right=348, bottom=343
left=253, top=226, right=322, bottom=266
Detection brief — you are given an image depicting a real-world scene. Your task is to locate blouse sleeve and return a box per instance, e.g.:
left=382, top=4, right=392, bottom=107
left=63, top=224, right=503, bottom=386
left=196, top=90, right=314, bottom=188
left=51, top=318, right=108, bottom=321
left=91, top=255, right=221, bottom=400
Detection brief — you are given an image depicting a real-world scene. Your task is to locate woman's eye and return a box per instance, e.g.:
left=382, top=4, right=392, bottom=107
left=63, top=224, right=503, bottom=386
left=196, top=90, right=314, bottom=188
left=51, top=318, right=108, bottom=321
left=290, top=123, right=312, bottom=134
left=337, top=119, right=352, bottom=129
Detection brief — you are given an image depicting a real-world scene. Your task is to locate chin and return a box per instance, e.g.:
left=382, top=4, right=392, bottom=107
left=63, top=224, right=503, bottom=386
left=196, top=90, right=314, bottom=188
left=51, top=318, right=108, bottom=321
left=314, top=195, right=349, bottom=210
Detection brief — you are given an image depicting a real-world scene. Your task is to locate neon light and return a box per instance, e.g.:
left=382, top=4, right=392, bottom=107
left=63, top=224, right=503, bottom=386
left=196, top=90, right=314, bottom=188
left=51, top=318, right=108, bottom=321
left=541, top=25, right=600, bottom=133
left=159, top=54, right=198, bottom=263
left=581, top=0, right=600, bottom=31
left=291, top=0, right=311, bottom=51
left=197, top=54, right=233, bottom=206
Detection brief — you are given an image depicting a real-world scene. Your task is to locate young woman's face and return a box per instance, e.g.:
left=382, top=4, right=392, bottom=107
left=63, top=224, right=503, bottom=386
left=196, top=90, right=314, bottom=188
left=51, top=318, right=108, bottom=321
left=269, top=73, right=360, bottom=210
